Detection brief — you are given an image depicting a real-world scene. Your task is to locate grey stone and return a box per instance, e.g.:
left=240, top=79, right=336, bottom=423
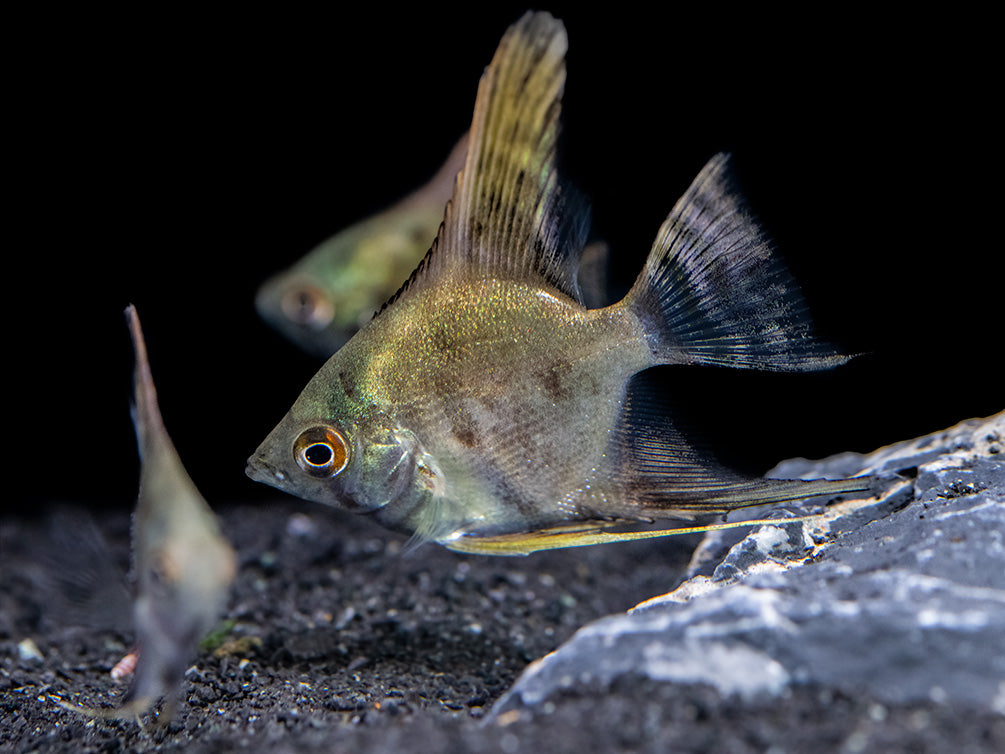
left=492, top=413, right=1005, bottom=717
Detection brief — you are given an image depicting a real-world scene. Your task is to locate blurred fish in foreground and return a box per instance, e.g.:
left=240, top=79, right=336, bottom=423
left=256, top=133, right=612, bottom=358
left=247, top=12, right=875, bottom=555
left=58, top=306, right=236, bottom=722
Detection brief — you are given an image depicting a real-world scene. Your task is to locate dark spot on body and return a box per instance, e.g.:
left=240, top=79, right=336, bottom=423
left=430, top=323, right=454, bottom=354
left=432, top=371, right=462, bottom=399
left=541, top=361, right=573, bottom=401
left=338, top=371, right=355, bottom=399
left=447, top=401, right=480, bottom=449
left=453, top=427, right=478, bottom=448
left=542, top=370, right=563, bottom=399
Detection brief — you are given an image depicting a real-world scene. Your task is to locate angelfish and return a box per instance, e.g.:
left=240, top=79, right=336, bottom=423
left=246, top=12, right=873, bottom=556
left=256, top=133, right=611, bottom=357
left=59, top=306, right=236, bottom=720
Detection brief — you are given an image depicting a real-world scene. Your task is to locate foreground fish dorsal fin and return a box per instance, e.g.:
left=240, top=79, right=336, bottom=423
left=377, top=12, right=590, bottom=316
left=126, top=302, right=235, bottom=589
left=120, top=305, right=235, bottom=718
left=630, top=153, right=851, bottom=371
left=126, top=306, right=207, bottom=516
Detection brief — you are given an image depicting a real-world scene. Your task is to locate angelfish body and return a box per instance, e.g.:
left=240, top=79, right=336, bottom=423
left=114, top=307, right=236, bottom=717
left=247, top=13, right=872, bottom=554
left=263, top=280, right=651, bottom=538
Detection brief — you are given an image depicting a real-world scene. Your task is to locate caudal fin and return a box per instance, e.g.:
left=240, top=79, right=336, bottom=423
left=627, top=153, right=850, bottom=372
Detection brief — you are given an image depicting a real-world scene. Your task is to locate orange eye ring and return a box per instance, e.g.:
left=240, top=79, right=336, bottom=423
left=293, top=426, right=350, bottom=478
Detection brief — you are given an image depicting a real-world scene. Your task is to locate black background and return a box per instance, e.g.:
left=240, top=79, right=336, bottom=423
left=10, top=6, right=1000, bottom=511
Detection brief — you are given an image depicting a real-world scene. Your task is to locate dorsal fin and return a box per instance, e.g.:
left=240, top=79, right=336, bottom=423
left=376, top=12, right=590, bottom=318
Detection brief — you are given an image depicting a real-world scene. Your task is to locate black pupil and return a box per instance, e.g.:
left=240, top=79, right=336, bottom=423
left=295, top=290, right=315, bottom=316
left=304, top=443, right=333, bottom=466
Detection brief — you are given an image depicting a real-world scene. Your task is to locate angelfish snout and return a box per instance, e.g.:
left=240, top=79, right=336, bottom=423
left=245, top=455, right=287, bottom=486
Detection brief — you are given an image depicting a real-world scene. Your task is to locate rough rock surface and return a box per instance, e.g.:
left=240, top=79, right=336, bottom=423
left=493, top=413, right=1005, bottom=718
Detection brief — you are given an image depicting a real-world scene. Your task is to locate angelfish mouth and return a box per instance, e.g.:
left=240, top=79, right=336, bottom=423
left=245, top=456, right=287, bottom=486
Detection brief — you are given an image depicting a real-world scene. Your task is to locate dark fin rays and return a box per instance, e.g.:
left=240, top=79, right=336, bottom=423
left=628, top=153, right=851, bottom=371
left=375, top=11, right=590, bottom=319
left=607, top=373, right=874, bottom=519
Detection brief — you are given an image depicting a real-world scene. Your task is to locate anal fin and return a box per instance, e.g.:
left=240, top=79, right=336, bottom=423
left=606, top=372, right=875, bottom=520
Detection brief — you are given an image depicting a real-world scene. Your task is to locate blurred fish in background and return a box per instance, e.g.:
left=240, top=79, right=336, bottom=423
left=255, top=134, right=469, bottom=357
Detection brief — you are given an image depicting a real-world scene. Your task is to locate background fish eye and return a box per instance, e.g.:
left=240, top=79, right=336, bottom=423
left=281, top=284, right=334, bottom=328
left=293, top=426, right=349, bottom=477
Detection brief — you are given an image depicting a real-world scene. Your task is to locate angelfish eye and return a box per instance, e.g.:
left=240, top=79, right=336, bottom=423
left=293, top=426, right=350, bottom=478
left=281, top=283, right=335, bottom=329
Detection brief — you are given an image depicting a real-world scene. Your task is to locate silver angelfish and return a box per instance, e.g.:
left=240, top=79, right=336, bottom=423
left=247, top=12, right=874, bottom=555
